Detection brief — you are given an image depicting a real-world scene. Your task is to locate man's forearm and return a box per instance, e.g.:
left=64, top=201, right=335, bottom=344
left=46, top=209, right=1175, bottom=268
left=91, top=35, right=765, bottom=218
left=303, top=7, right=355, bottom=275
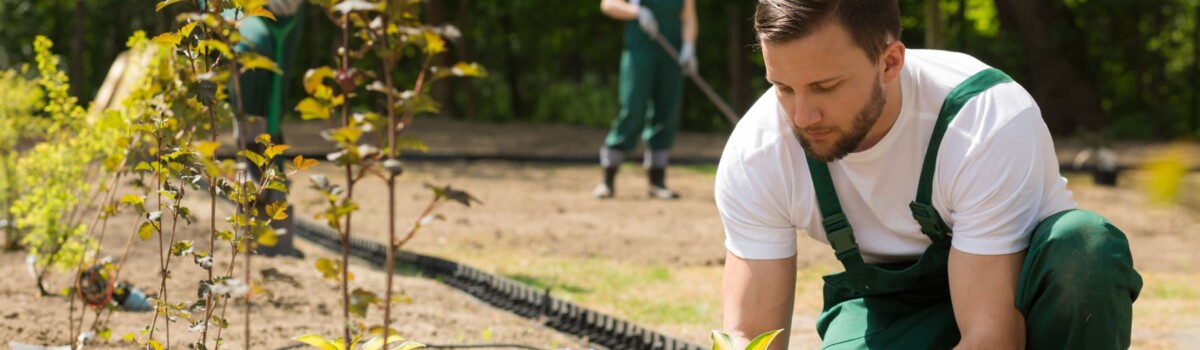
left=722, top=251, right=796, bottom=350
left=948, top=247, right=1027, bottom=350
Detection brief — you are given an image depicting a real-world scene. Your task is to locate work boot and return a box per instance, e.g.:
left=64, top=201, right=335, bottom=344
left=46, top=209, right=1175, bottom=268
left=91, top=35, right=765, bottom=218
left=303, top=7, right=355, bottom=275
left=647, top=167, right=679, bottom=199
left=593, top=167, right=619, bottom=199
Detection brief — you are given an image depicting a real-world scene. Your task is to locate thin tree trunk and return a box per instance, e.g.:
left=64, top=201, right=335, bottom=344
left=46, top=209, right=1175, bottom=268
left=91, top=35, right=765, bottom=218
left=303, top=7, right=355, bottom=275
left=925, top=0, right=942, bottom=49
left=993, top=0, right=1107, bottom=135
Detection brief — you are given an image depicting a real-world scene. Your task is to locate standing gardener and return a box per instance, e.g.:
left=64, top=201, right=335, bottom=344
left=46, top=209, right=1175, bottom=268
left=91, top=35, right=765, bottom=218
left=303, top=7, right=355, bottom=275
left=717, top=1, right=1142, bottom=349
left=595, top=0, right=697, bottom=199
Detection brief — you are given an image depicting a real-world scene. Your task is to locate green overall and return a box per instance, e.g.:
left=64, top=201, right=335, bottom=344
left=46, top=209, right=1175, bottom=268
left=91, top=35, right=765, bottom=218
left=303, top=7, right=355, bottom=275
left=809, top=69, right=1143, bottom=349
left=604, top=0, right=684, bottom=152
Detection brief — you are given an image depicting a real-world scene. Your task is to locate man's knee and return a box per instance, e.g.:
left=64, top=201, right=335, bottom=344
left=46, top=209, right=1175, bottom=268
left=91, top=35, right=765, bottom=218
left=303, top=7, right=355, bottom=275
left=1026, top=209, right=1141, bottom=298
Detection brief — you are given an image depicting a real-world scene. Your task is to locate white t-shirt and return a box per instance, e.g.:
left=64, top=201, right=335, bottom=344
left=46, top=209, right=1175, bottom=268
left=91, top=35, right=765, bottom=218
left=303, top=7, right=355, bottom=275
left=716, top=49, right=1076, bottom=263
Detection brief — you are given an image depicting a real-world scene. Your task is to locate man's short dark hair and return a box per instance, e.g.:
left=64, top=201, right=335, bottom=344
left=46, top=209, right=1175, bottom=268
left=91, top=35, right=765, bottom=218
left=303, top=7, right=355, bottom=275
left=754, top=0, right=901, bottom=61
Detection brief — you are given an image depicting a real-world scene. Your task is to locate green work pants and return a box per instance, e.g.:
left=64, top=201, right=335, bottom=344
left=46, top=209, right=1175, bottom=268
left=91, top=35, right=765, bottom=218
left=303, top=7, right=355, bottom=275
left=817, top=209, right=1143, bottom=349
left=604, top=47, right=683, bottom=152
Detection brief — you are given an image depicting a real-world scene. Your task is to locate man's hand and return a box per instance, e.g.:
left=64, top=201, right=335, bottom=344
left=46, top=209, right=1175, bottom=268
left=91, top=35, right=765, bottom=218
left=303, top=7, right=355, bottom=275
left=637, top=6, right=659, bottom=38
left=678, top=42, right=698, bottom=76
left=948, top=247, right=1027, bottom=349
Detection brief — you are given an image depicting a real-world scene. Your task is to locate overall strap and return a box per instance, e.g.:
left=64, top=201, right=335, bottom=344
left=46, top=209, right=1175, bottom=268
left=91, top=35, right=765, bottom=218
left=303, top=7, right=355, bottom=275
left=807, top=156, right=864, bottom=269
left=910, top=68, right=1013, bottom=241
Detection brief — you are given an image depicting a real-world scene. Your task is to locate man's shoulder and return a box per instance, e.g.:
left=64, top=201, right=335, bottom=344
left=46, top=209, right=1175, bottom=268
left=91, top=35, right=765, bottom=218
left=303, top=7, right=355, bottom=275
left=724, top=87, right=793, bottom=160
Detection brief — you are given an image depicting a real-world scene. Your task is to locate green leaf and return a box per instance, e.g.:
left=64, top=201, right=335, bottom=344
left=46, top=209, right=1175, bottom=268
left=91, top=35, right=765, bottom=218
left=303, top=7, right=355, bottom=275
left=267, top=181, right=290, bottom=193
left=170, top=240, right=193, bottom=256
left=156, top=0, right=186, bottom=11
left=138, top=222, right=155, bottom=241
left=135, top=161, right=153, bottom=172
left=239, top=53, right=281, bottom=74
left=149, top=339, right=164, bottom=350
left=294, top=334, right=340, bottom=350
left=394, top=137, right=429, bottom=154
left=97, top=328, right=112, bottom=340
left=396, top=94, right=439, bottom=115
left=745, top=329, right=783, bottom=350
left=349, top=288, right=379, bottom=318
left=239, top=150, right=268, bottom=167
left=296, top=98, right=330, bottom=120
left=711, top=330, right=734, bottom=350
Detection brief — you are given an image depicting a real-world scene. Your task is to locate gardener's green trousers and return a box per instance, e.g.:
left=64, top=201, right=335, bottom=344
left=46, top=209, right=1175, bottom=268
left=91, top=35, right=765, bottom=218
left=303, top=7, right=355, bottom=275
left=816, top=209, right=1143, bottom=349
left=604, top=46, right=683, bottom=152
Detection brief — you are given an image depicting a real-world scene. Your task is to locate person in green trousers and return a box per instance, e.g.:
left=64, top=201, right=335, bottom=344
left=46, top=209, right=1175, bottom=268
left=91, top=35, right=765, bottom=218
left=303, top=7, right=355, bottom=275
left=223, top=0, right=306, bottom=257
left=716, top=1, right=1142, bottom=349
left=595, top=0, right=698, bottom=199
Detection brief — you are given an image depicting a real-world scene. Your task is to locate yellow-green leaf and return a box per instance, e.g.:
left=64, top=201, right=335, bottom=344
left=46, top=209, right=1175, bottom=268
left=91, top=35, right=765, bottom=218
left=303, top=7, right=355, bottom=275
left=294, top=155, right=319, bottom=171
left=197, top=141, right=221, bottom=157
left=362, top=335, right=407, bottom=350
left=745, top=329, right=783, bottom=350
left=711, top=330, right=734, bottom=350
left=138, top=222, right=155, bottom=241
left=239, top=53, right=281, bottom=74
left=296, top=98, right=329, bottom=120
left=393, top=341, right=426, bottom=350
left=451, top=62, right=487, bottom=77
left=152, top=32, right=183, bottom=47
left=304, top=67, right=335, bottom=94
left=395, top=137, right=428, bottom=154
left=315, top=258, right=338, bottom=280
left=294, top=334, right=340, bottom=350
left=156, top=0, right=186, bottom=12
left=266, top=200, right=289, bottom=220
left=256, top=226, right=278, bottom=247
left=265, top=144, right=290, bottom=159
left=246, top=7, right=276, bottom=21
left=239, top=150, right=268, bottom=167
left=197, top=39, right=232, bottom=57
left=422, top=31, right=444, bottom=55
left=149, top=339, right=164, bottom=350
left=179, top=21, right=200, bottom=37
left=120, top=194, right=144, bottom=207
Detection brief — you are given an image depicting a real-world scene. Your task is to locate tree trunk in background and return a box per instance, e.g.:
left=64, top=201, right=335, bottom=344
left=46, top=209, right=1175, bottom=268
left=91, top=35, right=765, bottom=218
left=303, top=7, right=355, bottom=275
left=457, top=0, right=478, bottom=120
left=499, top=12, right=524, bottom=118
left=925, top=0, right=942, bottom=49
left=1192, top=3, right=1200, bottom=134
left=726, top=3, right=748, bottom=116
left=427, top=0, right=457, bottom=118
left=71, top=0, right=85, bottom=99
left=993, top=0, right=1106, bottom=135
left=956, top=0, right=967, bottom=50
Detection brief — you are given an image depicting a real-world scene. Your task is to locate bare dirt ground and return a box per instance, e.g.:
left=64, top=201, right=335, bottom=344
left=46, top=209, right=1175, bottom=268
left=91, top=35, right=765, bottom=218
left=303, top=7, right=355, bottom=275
left=4, top=118, right=1199, bottom=349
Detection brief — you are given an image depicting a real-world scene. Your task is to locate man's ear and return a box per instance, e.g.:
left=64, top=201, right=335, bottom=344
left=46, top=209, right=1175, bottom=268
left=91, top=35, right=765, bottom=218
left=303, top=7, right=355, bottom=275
left=880, top=41, right=906, bottom=84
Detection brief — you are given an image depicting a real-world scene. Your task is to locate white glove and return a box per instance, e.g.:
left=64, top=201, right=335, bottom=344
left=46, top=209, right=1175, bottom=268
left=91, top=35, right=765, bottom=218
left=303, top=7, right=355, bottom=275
left=637, top=6, right=659, bottom=39
left=678, top=42, right=697, bottom=76
left=268, top=0, right=304, bottom=17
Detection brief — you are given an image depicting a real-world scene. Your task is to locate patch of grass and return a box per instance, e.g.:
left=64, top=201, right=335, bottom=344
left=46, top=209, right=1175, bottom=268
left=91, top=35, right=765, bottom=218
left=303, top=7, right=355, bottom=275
left=680, top=163, right=719, bottom=175
left=1147, top=275, right=1200, bottom=300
